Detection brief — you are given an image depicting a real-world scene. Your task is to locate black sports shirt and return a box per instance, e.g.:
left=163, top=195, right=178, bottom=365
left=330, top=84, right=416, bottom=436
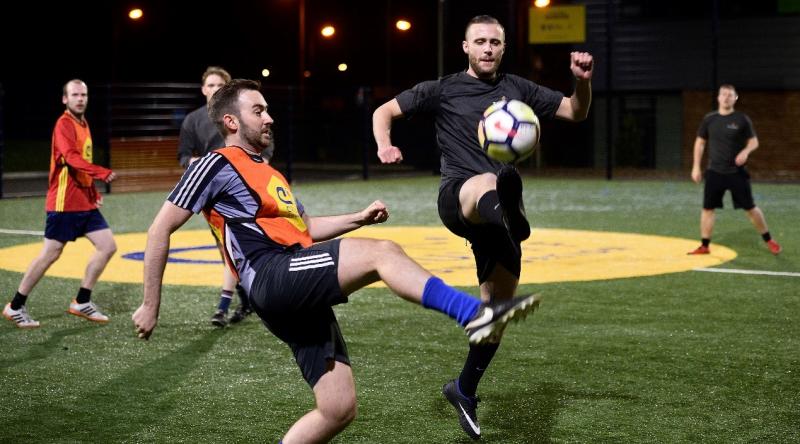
left=395, top=71, right=563, bottom=183
left=177, top=105, right=225, bottom=168
left=697, top=111, right=757, bottom=174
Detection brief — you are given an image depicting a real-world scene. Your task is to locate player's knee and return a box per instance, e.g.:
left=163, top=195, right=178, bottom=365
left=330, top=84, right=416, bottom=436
left=97, top=242, right=117, bottom=259
left=373, top=238, right=403, bottom=257
left=471, top=173, right=497, bottom=196
left=43, top=246, right=64, bottom=264
left=321, top=396, right=357, bottom=428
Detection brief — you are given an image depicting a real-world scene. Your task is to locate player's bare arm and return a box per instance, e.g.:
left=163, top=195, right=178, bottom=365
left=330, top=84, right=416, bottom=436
left=133, top=201, right=193, bottom=340
left=372, top=99, right=405, bottom=163
left=556, top=52, right=593, bottom=121
left=691, top=137, right=707, bottom=183
left=735, top=136, right=759, bottom=166
left=303, top=200, right=390, bottom=242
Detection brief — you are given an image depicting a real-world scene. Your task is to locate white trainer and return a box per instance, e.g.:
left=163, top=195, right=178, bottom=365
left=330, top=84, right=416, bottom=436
left=3, top=303, right=41, bottom=329
left=67, top=300, right=109, bottom=324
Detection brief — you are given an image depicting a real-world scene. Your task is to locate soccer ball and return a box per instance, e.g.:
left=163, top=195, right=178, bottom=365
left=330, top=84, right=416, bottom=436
left=477, top=99, right=540, bottom=164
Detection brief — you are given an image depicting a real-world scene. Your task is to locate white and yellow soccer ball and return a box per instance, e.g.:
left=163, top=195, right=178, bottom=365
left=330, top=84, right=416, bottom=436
left=477, top=99, right=540, bottom=164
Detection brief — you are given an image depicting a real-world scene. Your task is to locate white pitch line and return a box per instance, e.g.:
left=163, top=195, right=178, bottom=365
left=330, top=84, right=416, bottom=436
left=695, top=267, right=800, bottom=278
left=0, top=228, right=44, bottom=236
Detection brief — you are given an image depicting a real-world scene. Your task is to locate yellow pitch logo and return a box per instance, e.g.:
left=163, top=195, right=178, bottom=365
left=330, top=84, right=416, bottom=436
left=0, top=227, right=736, bottom=287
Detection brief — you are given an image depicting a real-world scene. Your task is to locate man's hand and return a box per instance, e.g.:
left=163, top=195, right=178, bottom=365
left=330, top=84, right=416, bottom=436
left=377, top=145, right=403, bottom=164
left=104, top=171, right=117, bottom=183
left=735, top=151, right=749, bottom=166
left=359, top=200, right=389, bottom=225
left=691, top=166, right=702, bottom=184
left=570, top=51, right=594, bottom=80
left=132, top=304, right=158, bottom=340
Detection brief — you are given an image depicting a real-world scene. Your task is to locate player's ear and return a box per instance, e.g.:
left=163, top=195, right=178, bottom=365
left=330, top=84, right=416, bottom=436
left=223, top=114, right=238, bottom=132
left=462, top=40, right=469, bottom=54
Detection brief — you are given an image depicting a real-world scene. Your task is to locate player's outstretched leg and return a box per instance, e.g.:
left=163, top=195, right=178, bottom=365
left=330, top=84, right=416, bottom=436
left=496, top=165, right=530, bottom=242
left=339, top=240, right=539, bottom=343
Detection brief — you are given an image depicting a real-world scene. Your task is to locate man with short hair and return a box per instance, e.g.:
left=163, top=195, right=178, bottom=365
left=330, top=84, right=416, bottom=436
left=4, top=79, right=117, bottom=328
left=177, top=66, right=253, bottom=326
left=688, top=84, right=782, bottom=255
left=133, top=79, right=540, bottom=443
left=372, top=15, right=593, bottom=439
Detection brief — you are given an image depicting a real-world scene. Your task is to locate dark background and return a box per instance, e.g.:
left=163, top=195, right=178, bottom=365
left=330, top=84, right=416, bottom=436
left=1, top=0, right=799, bottom=185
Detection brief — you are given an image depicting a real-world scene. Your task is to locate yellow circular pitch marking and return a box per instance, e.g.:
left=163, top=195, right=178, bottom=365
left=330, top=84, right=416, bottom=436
left=0, top=227, right=735, bottom=287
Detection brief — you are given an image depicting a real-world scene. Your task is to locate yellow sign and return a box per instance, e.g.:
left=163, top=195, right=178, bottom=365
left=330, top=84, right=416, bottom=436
left=529, top=5, right=586, bottom=44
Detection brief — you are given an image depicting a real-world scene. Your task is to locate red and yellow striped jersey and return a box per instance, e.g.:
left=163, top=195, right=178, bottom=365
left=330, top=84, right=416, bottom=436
left=45, top=111, right=113, bottom=212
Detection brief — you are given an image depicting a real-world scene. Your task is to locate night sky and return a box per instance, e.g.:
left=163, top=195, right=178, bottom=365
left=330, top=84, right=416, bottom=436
left=1, top=0, right=534, bottom=139
left=1, top=1, right=535, bottom=84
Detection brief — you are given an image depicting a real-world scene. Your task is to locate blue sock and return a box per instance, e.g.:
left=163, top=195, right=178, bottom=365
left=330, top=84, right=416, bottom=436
left=421, top=277, right=481, bottom=326
left=217, top=290, right=233, bottom=312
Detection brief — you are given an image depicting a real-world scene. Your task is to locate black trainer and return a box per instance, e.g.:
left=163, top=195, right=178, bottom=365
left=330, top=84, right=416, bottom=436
left=496, top=165, right=530, bottom=242
left=464, top=294, right=541, bottom=344
left=229, top=304, right=252, bottom=324
left=442, top=379, right=481, bottom=440
left=210, top=309, right=228, bottom=328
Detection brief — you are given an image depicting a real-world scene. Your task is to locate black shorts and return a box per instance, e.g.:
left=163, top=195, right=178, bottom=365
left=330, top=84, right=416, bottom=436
left=249, top=239, right=350, bottom=387
left=703, top=169, right=755, bottom=210
left=44, top=209, right=109, bottom=242
left=438, top=178, right=521, bottom=282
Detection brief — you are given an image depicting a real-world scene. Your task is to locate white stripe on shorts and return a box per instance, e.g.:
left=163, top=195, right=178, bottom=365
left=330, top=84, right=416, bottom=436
left=289, top=253, right=334, bottom=271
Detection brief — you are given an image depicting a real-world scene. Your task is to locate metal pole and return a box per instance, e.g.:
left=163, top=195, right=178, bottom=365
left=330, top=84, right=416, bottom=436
left=0, top=82, right=4, bottom=199
left=711, top=0, right=719, bottom=99
left=105, top=83, right=113, bottom=194
left=299, top=0, right=306, bottom=83
left=437, top=0, right=445, bottom=78
left=605, top=0, right=614, bottom=180
left=361, top=87, right=371, bottom=180
left=286, top=86, right=294, bottom=184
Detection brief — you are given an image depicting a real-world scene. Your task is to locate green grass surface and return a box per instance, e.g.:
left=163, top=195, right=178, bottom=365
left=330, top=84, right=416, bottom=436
left=1, top=176, right=798, bottom=443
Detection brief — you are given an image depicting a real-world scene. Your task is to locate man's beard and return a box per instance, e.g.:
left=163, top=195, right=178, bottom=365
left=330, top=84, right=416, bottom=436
left=470, top=56, right=499, bottom=79
left=243, top=126, right=270, bottom=151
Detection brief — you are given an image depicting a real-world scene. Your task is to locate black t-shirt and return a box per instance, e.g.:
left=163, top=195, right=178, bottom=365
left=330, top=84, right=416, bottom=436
left=697, top=111, right=756, bottom=174
left=395, top=71, right=563, bottom=185
left=177, top=105, right=225, bottom=168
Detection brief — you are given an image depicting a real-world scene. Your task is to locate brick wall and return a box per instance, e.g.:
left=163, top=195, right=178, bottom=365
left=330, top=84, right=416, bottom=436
left=682, top=90, right=800, bottom=181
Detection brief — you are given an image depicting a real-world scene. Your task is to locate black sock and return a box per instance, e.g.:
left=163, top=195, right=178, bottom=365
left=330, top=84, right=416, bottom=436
left=762, top=232, right=772, bottom=242
left=701, top=238, right=710, bottom=247
left=76, top=287, right=92, bottom=304
left=476, top=190, right=505, bottom=228
left=235, top=284, right=250, bottom=308
left=10, top=292, right=28, bottom=310
left=458, top=342, right=500, bottom=398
